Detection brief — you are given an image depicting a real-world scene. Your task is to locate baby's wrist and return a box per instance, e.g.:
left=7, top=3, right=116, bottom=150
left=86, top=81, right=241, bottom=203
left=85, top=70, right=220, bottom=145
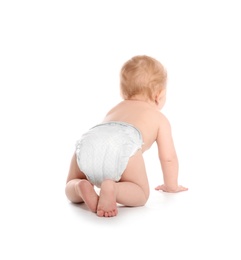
left=164, top=184, right=179, bottom=192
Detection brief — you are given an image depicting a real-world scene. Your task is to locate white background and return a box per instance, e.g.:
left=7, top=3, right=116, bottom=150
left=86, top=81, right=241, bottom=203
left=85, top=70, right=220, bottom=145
left=1, top=0, right=241, bottom=259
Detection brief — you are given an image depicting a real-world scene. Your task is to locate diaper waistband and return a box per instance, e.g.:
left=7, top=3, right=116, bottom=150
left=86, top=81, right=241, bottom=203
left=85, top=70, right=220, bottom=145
left=91, top=121, right=143, bottom=140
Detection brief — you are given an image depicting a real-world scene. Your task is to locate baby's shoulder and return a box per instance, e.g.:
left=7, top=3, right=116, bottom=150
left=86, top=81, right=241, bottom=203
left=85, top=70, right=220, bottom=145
left=157, top=111, right=169, bottom=121
left=152, top=111, right=171, bottom=132
left=147, top=108, right=168, bottom=121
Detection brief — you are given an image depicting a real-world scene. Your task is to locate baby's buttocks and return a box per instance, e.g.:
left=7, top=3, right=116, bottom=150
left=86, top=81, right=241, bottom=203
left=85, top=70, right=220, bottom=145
left=75, top=121, right=143, bottom=187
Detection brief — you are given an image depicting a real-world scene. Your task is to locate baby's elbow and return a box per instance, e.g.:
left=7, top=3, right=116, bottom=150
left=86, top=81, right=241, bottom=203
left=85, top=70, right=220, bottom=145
left=161, top=156, right=179, bottom=167
left=167, top=158, right=178, bottom=164
left=161, top=154, right=178, bottom=164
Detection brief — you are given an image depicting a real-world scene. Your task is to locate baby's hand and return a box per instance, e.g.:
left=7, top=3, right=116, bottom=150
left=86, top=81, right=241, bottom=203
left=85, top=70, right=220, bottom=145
left=155, top=184, right=188, bottom=193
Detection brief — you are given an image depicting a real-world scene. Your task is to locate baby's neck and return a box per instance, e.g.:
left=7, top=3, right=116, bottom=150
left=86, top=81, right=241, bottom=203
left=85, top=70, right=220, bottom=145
left=127, top=96, right=157, bottom=107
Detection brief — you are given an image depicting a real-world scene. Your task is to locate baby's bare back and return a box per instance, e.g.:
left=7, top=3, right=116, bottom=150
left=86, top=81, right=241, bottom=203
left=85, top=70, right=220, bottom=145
left=103, top=100, right=162, bottom=152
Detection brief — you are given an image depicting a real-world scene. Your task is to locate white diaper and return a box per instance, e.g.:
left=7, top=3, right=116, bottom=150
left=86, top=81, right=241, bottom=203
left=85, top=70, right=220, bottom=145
left=75, top=121, right=143, bottom=187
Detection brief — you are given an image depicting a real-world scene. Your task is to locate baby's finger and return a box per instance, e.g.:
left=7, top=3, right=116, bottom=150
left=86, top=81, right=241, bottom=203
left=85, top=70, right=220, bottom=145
left=155, top=185, right=163, bottom=190
left=178, top=185, right=188, bottom=192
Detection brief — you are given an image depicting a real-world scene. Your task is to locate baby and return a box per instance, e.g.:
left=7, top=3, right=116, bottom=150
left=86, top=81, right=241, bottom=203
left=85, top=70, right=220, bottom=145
left=65, top=55, right=188, bottom=217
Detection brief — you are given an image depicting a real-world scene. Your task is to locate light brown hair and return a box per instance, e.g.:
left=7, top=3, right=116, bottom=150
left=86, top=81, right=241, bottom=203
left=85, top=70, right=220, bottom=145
left=120, top=55, right=167, bottom=101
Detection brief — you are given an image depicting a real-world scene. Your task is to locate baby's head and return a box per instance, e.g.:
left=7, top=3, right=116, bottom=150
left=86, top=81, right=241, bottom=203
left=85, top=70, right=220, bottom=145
left=120, top=55, right=167, bottom=102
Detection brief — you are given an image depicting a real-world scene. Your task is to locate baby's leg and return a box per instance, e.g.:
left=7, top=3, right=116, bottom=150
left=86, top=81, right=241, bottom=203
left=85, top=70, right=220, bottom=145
left=75, top=180, right=99, bottom=212
left=97, top=180, right=118, bottom=217
left=97, top=150, right=149, bottom=217
left=65, top=153, right=99, bottom=212
left=116, top=150, right=150, bottom=206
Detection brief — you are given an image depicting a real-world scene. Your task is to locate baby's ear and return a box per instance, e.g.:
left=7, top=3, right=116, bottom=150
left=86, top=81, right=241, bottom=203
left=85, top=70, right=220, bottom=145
left=155, top=91, right=162, bottom=101
left=155, top=89, right=166, bottom=105
left=154, top=93, right=160, bottom=105
left=158, top=89, right=166, bottom=99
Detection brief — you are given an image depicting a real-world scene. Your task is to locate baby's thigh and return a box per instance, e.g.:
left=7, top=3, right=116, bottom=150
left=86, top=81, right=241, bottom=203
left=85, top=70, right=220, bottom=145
left=66, top=153, right=87, bottom=183
left=120, top=150, right=149, bottom=195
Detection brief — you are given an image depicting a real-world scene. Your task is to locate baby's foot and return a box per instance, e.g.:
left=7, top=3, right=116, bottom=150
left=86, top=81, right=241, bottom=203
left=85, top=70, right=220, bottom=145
left=76, top=180, right=99, bottom=212
left=97, top=180, right=118, bottom=217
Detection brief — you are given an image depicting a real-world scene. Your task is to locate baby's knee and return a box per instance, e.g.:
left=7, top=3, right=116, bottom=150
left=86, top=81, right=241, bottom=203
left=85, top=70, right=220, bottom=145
left=143, top=191, right=150, bottom=205
left=138, top=187, right=150, bottom=206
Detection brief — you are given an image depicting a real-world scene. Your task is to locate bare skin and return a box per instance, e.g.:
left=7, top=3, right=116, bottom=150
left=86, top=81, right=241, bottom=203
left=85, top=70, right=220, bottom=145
left=76, top=180, right=99, bottom=212
left=65, top=149, right=149, bottom=217
left=97, top=180, right=118, bottom=217
left=65, top=93, right=188, bottom=217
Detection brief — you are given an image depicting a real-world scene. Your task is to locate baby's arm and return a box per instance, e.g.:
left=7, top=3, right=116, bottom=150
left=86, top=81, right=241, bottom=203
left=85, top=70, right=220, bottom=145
left=155, top=114, right=188, bottom=193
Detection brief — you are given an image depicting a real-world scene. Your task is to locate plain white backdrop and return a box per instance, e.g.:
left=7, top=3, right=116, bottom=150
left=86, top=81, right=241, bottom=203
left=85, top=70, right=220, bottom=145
left=1, top=0, right=241, bottom=259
